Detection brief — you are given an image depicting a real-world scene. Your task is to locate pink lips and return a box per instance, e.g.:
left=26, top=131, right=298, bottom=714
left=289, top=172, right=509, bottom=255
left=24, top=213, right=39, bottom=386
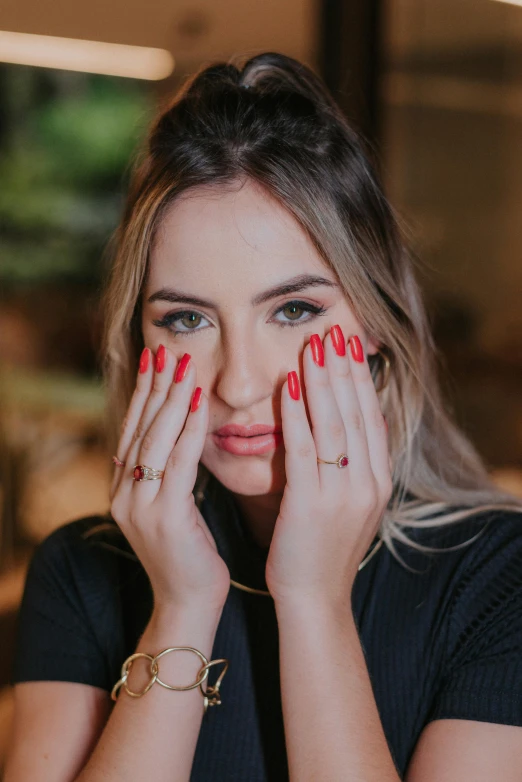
left=212, top=423, right=283, bottom=455
left=214, top=423, right=281, bottom=437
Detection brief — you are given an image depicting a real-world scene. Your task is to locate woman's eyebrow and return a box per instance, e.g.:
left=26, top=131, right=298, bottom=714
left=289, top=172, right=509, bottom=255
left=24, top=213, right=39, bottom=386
left=147, top=274, right=339, bottom=309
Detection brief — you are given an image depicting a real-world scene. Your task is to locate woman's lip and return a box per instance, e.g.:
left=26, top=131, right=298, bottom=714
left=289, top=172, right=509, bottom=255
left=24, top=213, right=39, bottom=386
left=212, top=432, right=284, bottom=455
left=214, top=424, right=282, bottom=437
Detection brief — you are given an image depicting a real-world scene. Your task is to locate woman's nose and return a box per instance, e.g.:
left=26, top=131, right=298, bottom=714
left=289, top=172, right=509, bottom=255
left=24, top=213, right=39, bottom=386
left=214, top=340, right=276, bottom=410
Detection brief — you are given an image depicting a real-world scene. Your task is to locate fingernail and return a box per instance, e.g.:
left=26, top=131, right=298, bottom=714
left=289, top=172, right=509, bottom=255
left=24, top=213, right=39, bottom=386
left=155, top=344, right=166, bottom=373
left=174, top=352, right=191, bottom=383
left=349, top=335, right=364, bottom=363
left=331, top=324, right=346, bottom=356
left=288, top=371, right=300, bottom=401
left=139, top=347, right=150, bottom=374
left=310, top=334, right=324, bottom=367
left=191, top=387, right=202, bottom=412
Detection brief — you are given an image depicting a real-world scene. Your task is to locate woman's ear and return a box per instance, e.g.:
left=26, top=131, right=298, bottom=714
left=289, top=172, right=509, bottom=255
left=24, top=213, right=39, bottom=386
left=365, top=335, right=382, bottom=357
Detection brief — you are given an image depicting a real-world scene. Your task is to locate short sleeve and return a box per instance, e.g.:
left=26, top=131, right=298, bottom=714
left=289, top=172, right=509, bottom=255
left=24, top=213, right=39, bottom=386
left=426, top=512, right=522, bottom=726
left=10, top=518, right=119, bottom=692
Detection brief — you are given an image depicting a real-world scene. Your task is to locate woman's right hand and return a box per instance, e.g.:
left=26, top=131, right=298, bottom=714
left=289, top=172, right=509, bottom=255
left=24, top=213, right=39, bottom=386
left=109, top=344, right=231, bottom=616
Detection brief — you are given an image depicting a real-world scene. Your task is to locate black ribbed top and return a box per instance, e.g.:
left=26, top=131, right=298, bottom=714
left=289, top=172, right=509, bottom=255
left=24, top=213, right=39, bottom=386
left=11, top=476, right=522, bottom=779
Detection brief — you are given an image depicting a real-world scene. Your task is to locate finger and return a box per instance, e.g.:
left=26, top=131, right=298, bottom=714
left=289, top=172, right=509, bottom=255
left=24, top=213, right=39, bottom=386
left=159, top=386, right=209, bottom=509
left=115, top=343, right=176, bottom=506
left=281, top=370, right=318, bottom=502
left=303, top=333, right=348, bottom=492
left=110, top=346, right=154, bottom=502
left=133, top=351, right=197, bottom=505
left=323, top=325, right=372, bottom=487
left=347, top=333, right=390, bottom=493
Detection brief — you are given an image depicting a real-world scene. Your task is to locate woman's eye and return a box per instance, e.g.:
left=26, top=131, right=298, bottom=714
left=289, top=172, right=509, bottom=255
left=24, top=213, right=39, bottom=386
left=152, top=311, right=209, bottom=335
left=273, top=301, right=327, bottom=326
left=152, top=300, right=327, bottom=335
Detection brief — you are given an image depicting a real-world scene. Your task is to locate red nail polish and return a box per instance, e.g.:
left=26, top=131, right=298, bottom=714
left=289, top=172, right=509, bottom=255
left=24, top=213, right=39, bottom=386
left=349, top=335, right=364, bottom=363
left=191, top=387, right=202, bottom=412
left=139, top=347, right=150, bottom=374
left=155, top=344, right=166, bottom=373
left=331, top=325, right=346, bottom=356
left=310, top=334, right=324, bottom=367
left=288, top=371, right=300, bottom=401
left=174, top=353, right=191, bottom=383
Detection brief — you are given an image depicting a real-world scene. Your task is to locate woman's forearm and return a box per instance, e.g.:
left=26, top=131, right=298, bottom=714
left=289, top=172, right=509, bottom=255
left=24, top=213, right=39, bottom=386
left=76, top=604, right=224, bottom=782
left=275, top=598, right=401, bottom=782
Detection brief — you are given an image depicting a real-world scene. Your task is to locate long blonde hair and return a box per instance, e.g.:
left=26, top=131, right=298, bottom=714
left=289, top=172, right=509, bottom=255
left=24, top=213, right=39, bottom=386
left=93, top=51, right=522, bottom=570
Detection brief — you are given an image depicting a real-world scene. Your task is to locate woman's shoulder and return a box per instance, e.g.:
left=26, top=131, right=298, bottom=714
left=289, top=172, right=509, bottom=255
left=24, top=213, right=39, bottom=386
left=34, top=513, right=134, bottom=555
left=26, top=514, right=141, bottom=595
left=419, top=507, right=522, bottom=726
left=394, top=506, right=522, bottom=621
left=35, top=513, right=116, bottom=541
left=451, top=505, right=522, bottom=590
left=384, top=505, right=522, bottom=604
left=437, top=507, right=522, bottom=597
left=396, top=504, right=522, bottom=559
left=13, top=515, right=146, bottom=690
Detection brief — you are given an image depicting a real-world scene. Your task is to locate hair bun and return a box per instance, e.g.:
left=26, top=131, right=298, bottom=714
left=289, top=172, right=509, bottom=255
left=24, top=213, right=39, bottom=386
left=237, top=52, right=343, bottom=121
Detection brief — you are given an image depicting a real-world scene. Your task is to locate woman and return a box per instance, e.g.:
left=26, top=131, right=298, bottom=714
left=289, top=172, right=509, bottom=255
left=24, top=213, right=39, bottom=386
left=5, top=52, right=522, bottom=781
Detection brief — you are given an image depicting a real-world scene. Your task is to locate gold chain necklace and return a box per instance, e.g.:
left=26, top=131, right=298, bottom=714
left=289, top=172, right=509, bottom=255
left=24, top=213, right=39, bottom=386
left=229, top=537, right=384, bottom=597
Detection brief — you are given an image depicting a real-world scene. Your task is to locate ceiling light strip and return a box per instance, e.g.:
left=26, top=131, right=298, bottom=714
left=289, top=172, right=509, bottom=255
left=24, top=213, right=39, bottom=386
left=0, top=30, right=174, bottom=80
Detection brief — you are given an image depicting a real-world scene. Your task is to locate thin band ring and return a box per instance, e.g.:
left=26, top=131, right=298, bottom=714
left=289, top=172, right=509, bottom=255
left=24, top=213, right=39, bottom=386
left=316, top=453, right=349, bottom=468
left=133, top=464, right=165, bottom=481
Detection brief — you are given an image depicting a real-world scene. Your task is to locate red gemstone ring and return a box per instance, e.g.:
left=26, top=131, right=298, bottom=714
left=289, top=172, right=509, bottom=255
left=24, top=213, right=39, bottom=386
left=317, top=454, right=349, bottom=468
left=133, top=464, right=165, bottom=481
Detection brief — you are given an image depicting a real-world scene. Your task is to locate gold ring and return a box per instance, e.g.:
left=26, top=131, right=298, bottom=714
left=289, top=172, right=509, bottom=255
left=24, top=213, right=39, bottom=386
left=133, top=464, right=164, bottom=481
left=316, top=453, right=349, bottom=468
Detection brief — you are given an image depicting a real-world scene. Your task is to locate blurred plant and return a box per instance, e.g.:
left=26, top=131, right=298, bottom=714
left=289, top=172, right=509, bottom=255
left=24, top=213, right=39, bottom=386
left=0, top=65, right=153, bottom=285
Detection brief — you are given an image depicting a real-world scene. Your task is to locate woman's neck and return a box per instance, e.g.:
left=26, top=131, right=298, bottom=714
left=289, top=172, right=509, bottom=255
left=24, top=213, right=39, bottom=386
left=232, top=491, right=283, bottom=551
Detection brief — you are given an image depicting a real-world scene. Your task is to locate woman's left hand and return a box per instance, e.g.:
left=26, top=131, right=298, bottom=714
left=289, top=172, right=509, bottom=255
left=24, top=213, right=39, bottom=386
left=265, top=325, right=392, bottom=606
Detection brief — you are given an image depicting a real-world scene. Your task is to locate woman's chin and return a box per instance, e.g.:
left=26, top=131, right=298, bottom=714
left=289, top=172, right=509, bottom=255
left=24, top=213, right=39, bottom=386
left=203, top=455, right=286, bottom=496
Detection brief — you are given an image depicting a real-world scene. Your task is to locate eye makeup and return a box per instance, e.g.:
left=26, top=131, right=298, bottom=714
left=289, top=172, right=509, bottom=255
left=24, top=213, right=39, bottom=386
left=152, top=299, right=328, bottom=336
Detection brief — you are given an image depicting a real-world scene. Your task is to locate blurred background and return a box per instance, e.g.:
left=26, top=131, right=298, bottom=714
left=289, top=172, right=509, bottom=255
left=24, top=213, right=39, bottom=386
left=1, top=0, right=522, bottom=765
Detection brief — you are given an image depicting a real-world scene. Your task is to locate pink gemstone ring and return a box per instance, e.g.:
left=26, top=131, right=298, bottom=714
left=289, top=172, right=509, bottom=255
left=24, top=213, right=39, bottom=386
left=112, top=455, right=126, bottom=467
left=132, top=464, right=165, bottom=481
left=316, top=453, right=349, bottom=468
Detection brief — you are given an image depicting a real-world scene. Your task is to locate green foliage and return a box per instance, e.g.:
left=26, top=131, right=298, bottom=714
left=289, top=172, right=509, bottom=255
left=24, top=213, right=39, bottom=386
left=35, top=81, right=152, bottom=187
left=0, top=67, right=154, bottom=285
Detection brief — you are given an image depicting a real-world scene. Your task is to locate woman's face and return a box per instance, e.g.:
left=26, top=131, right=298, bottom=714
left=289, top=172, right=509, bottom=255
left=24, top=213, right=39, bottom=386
left=142, top=178, right=379, bottom=498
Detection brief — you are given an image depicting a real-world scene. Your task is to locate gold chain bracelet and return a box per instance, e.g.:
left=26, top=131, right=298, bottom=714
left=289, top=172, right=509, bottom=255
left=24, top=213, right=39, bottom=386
left=110, top=647, right=229, bottom=714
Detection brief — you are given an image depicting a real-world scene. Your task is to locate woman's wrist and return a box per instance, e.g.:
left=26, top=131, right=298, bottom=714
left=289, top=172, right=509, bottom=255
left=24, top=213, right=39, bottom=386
left=150, top=598, right=226, bottom=632
left=121, top=604, right=224, bottom=699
